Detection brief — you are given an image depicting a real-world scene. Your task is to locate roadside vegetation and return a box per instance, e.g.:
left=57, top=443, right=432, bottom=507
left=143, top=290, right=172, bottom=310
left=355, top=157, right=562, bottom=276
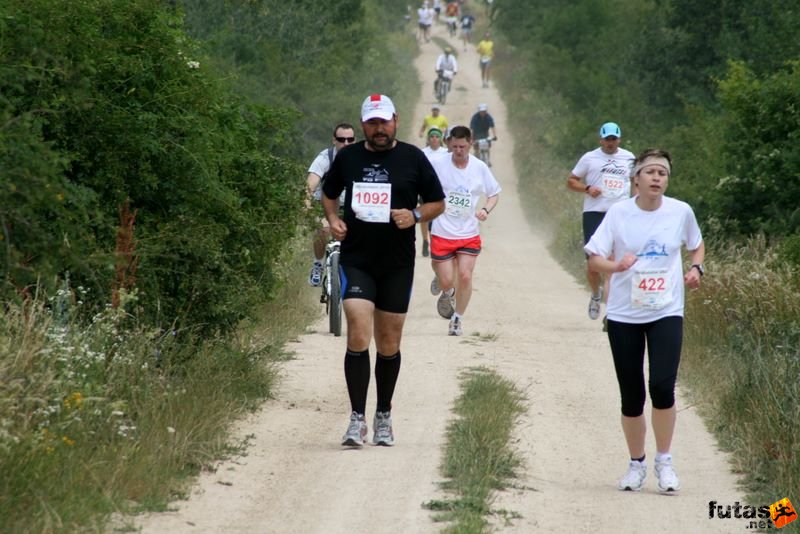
left=488, top=0, right=800, bottom=509
left=6, top=0, right=799, bottom=530
left=0, top=0, right=417, bottom=531
left=424, top=367, right=526, bottom=533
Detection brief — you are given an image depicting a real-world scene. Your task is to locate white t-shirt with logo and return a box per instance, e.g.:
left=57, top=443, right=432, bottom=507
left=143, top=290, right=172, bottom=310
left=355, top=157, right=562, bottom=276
left=571, top=147, right=635, bottom=213
left=584, top=196, right=703, bottom=323
left=431, top=155, right=501, bottom=239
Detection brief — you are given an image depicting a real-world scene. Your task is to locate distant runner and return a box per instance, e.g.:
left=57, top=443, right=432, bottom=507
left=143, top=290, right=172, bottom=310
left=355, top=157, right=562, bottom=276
left=566, top=122, right=635, bottom=326
left=476, top=32, right=494, bottom=88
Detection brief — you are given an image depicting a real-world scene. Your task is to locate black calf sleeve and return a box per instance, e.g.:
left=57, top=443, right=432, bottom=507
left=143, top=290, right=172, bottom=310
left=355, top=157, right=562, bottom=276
left=344, top=349, right=370, bottom=415
left=375, top=351, right=401, bottom=413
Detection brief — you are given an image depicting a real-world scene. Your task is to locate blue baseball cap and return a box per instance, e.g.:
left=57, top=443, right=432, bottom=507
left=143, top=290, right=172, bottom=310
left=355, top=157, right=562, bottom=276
left=599, top=122, right=621, bottom=138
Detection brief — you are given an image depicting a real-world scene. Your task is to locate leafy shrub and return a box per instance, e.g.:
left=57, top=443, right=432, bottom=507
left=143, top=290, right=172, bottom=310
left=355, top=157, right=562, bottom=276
left=712, top=60, right=800, bottom=237
left=1, top=0, right=304, bottom=334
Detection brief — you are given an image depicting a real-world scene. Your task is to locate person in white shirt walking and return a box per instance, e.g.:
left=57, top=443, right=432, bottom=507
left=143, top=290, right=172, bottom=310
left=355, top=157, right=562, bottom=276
left=428, top=125, right=501, bottom=336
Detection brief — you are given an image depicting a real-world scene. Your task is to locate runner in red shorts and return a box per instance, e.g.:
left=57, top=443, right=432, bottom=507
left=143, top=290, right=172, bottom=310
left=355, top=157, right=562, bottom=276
left=428, top=125, right=501, bottom=335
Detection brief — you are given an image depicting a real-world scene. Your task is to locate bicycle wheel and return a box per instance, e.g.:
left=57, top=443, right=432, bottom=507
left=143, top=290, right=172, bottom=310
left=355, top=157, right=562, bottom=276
left=328, top=252, right=342, bottom=336
left=438, top=80, right=448, bottom=105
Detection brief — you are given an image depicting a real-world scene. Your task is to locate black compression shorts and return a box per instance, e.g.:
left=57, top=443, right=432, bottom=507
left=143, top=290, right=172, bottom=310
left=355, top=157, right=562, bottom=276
left=340, top=264, right=415, bottom=314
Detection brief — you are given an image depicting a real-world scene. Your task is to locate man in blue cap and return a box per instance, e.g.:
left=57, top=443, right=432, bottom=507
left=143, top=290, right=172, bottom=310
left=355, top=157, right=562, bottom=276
left=566, top=122, right=635, bottom=325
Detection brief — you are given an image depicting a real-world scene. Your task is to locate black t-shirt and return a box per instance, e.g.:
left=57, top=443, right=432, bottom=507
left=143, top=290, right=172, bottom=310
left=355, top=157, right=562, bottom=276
left=322, top=140, right=445, bottom=268
left=470, top=112, right=495, bottom=139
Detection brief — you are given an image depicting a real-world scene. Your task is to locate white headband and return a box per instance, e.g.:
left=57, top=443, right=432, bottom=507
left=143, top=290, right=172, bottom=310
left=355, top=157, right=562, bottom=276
left=633, top=156, right=671, bottom=176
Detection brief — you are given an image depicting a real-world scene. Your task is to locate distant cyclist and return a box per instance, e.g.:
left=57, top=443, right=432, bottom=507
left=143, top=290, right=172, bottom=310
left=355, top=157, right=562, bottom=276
left=468, top=103, right=496, bottom=158
left=434, top=46, right=459, bottom=97
left=476, top=32, right=494, bottom=88
left=305, top=123, right=356, bottom=286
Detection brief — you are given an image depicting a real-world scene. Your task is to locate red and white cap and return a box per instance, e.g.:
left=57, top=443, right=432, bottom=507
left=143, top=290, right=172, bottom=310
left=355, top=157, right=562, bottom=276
left=361, top=94, right=396, bottom=121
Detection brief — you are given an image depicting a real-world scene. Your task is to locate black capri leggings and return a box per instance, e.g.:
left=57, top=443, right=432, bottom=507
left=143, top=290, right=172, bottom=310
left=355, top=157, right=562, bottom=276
left=606, top=316, right=683, bottom=417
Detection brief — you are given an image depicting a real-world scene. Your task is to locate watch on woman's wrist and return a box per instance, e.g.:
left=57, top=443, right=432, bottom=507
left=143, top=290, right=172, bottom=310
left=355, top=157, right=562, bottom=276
left=691, top=263, right=705, bottom=276
left=413, top=209, right=422, bottom=223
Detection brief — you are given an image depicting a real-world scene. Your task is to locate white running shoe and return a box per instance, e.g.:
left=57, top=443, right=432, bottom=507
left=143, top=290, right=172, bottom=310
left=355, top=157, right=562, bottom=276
left=341, top=412, right=367, bottom=447
left=655, top=455, right=681, bottom=492
left=588, top=290, right=602, bottom=320
left=430, top=276, right=441, bottom=296
left=448, top=316, right=463, bottom=336
left=372, top=411, right=394, bottom=446
left=437, top=288, right=455, bottom=319
left=618, top=460, right=647, bottom=491
left=309, top=262, right=323, bottom=287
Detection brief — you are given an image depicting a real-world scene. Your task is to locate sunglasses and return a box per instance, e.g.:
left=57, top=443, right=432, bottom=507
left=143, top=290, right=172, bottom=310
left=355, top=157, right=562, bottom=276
left=335, top=136, right=356, bottom=143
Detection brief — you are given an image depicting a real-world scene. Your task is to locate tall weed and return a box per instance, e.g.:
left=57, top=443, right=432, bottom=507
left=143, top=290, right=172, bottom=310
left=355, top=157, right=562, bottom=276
left=682, top=237, right=800, bottom=500
left=0, top=241, right=316, bottom=532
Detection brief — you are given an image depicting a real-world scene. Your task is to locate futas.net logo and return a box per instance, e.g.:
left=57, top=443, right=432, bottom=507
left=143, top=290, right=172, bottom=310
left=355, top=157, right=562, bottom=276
left=709, top=498, right=798, bottom=529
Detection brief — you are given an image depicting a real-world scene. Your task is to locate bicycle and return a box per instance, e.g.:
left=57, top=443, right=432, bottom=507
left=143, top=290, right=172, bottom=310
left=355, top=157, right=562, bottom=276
left=319, top=239, right=343, bottom=336
left=476, top=136, right=497, bottom=167
left=436, top=69, right=454, bottom=105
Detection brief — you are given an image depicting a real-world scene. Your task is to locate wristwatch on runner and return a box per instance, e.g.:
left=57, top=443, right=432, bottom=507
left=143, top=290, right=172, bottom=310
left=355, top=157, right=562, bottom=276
left=690, top=263, right=705, bottom=276
left=413, top=209, right=422, bottom=223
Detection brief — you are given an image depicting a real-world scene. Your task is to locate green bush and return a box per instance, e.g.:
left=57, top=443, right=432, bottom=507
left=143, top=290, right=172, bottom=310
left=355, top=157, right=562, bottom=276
left=712, top=60, right=800, bottom=237
left=1, top=0, right=304, bottom=334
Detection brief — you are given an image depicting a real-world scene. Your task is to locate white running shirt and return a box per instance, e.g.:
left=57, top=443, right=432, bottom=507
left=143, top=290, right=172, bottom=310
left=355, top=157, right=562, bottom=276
left=571, top=147, right=635, bottom=213
left=584, top=196, right=703, bottom=323
left=431, top=154, right=501, bottom=239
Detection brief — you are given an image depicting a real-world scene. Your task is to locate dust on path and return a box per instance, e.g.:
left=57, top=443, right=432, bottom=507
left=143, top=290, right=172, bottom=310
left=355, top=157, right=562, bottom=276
left=133, top=18, right=745, bottom=534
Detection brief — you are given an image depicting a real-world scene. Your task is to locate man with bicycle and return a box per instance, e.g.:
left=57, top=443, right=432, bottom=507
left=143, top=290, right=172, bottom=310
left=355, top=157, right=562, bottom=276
left=434, top=46, right=458, bottom=100
left=322, top=94, right=445, bottom=448
left=469, top=103, right=496, bottom=161
left=306, top=123, right=356, bottom=286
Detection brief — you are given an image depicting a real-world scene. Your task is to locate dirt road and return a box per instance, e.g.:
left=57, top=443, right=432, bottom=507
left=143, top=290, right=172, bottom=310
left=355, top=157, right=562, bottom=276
left=135, top=20, right=745, bottom=534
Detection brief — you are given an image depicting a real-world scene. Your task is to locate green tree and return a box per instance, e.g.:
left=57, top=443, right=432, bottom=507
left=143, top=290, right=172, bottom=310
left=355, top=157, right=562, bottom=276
left=711, top=60, right=800, bottom=237
left=1, top=0, right=304, bottom=333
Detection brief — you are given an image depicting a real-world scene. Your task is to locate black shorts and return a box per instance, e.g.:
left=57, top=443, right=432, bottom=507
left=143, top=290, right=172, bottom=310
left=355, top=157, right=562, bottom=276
left=582, top=211, right=606, bottom=245
left=583, top=211, right=606, bottom=259
left=340, top=264, right=415, bottom=314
